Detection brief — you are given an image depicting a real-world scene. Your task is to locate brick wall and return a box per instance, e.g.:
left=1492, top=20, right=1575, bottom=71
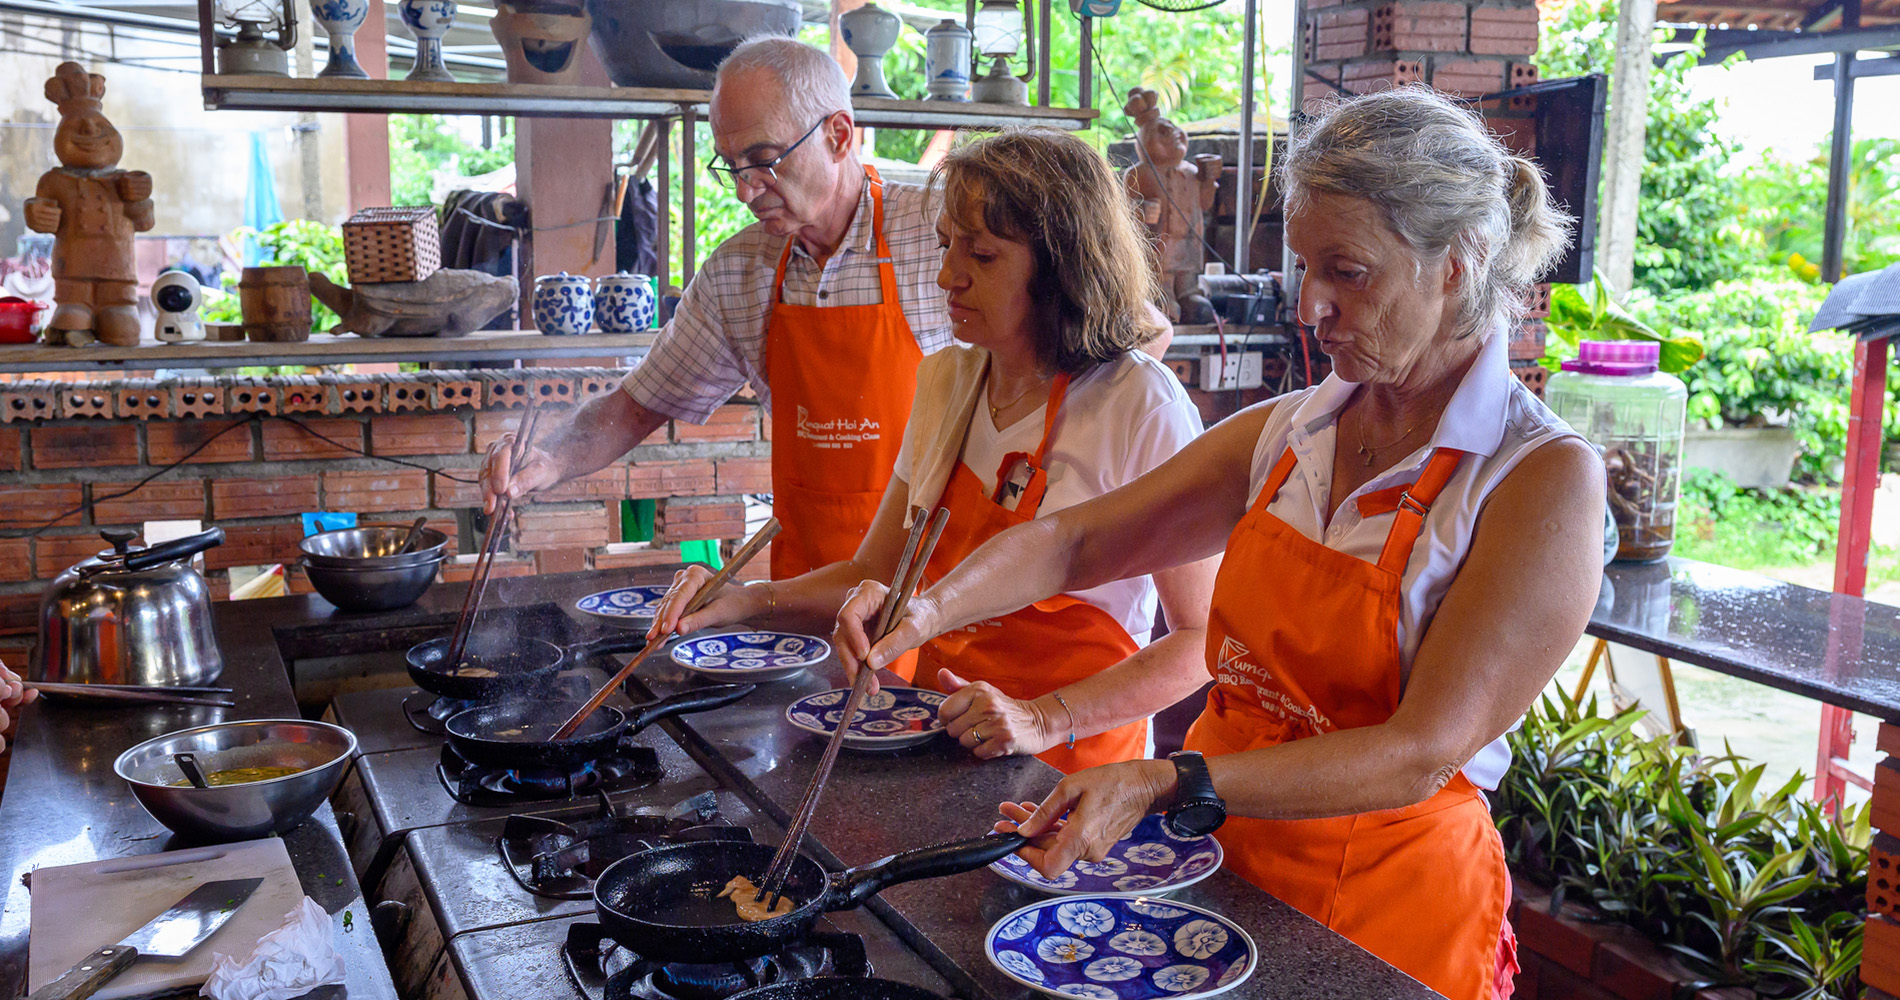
left=0, top=369, right=768, bottom=635
left=1301, top=0, right=1551, bottom=383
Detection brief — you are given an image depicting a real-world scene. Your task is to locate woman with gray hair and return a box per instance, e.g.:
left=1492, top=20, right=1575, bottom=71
left=832, top=87, right=1606, bottom=1000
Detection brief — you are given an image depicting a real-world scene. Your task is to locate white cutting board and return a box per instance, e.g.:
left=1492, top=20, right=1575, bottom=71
left=28, top=838, right=306, bottom=1000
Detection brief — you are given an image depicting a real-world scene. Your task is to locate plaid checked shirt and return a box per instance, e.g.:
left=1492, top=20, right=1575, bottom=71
left=620, top=177, right=954, bottom=424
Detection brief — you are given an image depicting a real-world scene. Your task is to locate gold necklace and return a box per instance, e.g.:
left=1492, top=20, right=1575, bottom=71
left=988, top=371, right=1049, bottom=420
left=1354, top=416, right=1419, bottom=467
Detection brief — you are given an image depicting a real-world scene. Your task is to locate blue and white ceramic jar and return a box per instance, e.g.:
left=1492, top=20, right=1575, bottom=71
left=925, top=18, right=972, bottom=101
left=594, top=272, right=656, bottom=333
left=312, top=0, right=371, bottom=78
left=532, top=272, right=594, bottom=335
left=398, top=0, right=458, bottom=82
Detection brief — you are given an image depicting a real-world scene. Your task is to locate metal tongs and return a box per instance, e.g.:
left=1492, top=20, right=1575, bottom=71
left=446, top=396, right=544, bottom=669
left=754, top=506, right=951, bottom=909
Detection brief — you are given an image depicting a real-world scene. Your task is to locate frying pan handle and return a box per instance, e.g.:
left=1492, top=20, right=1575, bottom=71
left=562, top=633, right=650, bottom=664
left=831, top=832, right=1029, bottom=910
left=123, top=527, right=225, bottom=572
left=625, top=683, right=756, bottom=730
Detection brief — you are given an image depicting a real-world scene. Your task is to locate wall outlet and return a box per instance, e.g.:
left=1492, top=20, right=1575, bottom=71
left=1200, top=351, right=1264, bottom=391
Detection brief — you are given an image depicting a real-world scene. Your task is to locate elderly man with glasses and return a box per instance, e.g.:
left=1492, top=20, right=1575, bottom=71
left=481, top=36, right=953, bottom=579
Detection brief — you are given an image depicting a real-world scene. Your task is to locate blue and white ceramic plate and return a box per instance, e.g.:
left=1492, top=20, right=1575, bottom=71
left=574, top=585, right=670, bottom=626
left=989, top=814, right=1224, bottom=897
left=669, top=630, right=831, bottom=681
left=785, top=686, right=947, bottom=749
left=985, top=896, right=1257, bottom=1000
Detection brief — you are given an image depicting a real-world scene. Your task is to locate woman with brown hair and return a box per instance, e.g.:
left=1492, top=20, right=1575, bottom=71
left=651, top=128, right=1219, bottom=773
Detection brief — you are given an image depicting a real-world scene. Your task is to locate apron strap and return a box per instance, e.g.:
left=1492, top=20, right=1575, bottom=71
left=1251, top=448, right=1300, bottom=514
left=770, top=165, right=895, bottom=305
left=1374, top=447, right=1467, bottom=575
left=990, top=372, right=1072, bottom=512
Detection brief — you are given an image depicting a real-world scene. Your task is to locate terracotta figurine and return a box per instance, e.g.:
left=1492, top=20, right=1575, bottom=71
left=23, top=62, right=155, bottom=347
left=1121, top=87, right=1221, bottom=324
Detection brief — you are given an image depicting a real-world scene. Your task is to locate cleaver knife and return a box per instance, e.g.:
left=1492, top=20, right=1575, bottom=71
left=28, top=877, right=264, bottom=1000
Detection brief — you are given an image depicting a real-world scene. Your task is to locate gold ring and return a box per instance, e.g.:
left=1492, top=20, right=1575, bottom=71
left=973, top=727, right=986, bottom=743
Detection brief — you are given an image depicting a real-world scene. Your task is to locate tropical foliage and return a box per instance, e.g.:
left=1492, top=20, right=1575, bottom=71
left=388, top=114, right=515, bottom=208
left=198, top=219, right=348, bottom=334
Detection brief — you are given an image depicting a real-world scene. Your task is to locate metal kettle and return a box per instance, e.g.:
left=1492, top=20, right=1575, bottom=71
left=32, top=527, right=227, bottom=686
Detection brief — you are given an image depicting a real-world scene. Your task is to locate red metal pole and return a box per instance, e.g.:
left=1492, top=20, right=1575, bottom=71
left=1816, top=335, right=1890, bottom=809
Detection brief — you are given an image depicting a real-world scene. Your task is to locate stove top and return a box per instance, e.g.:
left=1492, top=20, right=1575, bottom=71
left=438, top=741, right=664, bottom=807
left=501, top=792, right=753, bottom=899
left=564, top=922, right=872, bottom=1000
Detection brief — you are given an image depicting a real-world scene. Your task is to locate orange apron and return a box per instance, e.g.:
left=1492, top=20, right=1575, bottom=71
left=764, top=166, right=924, bottom=580
left=913, top=373, right=1147, bottom=774
left=1182, top=445, right=1511, bottom=1000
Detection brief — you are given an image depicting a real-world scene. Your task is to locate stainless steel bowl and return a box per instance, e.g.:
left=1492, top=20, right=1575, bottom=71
left=300, top=526, right=449, bottom=568
left=301, top=557, right=442, bottom=612
left=114, top=719, right=358, bottom=842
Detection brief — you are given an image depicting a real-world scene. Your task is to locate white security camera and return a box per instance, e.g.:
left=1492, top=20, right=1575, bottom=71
left=152, top=271, right=203, bottom=343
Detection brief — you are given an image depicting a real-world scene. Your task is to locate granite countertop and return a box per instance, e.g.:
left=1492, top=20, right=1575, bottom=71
left=1590, top=557, right=1900, bottom=721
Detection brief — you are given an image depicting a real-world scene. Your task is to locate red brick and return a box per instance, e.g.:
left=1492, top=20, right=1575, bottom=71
left=441, top=554, right=535, bottom=582
left=212, top=476, right=321, bottom=520
left=31, top=423, right=139, bottom=469
left=431, top=469, right=487, bottom=508
left=674, top=405, right=759, bottom=443
left=1373, top=0, right=1468, bottom=52
left=1342, top=58, right=1424, bottom=93
left=513, top=507, right=612, bottom=550
left=1592, top=931, right=1692, bottom=1000
left=0, top=483, right=83, bottom=528
left=371, top=414, right=469, bottom=456
left=0, top=592, right=39, bottom=635
left=0, top=427, right=19, bottom=471
left=1508, top=60, right=1540, bottom=88
left=92, top=480, right=208, bottom=525
left=263, top=418, right=364, bottom=461
left=148, top=419, right=256, bottom=465
left=473, top=410, right=527, bottom=452
left=1302, top=69, right=1344, bottom=113
left=1432, top=57, right=1506, bottom=97
left=204, top=521, right=305, bottom=571
left=654, top=499, right=746, bottom=543
left=34, top=532, right=113, bottom=578
left=628, top=459, right=715, bottom=499
left=591, top=544, right=685, bottom=570
left=1469, top=3, right=1540, bottom=55
left=322, top=469, right=430, bottom=514
left=0, top=538, right=29, bottom=583
left=535, top=548, right=589, bottom=574
left=715, top=457, right=772, bottom=495
left=1311, top=7, right=1371, bottom=60
left=1510, top=319, right=1548, bottom=361
left=540, top=467, right=627, bottom=502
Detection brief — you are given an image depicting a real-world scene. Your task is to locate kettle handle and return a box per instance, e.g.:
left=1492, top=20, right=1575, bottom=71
left=123, top=528, right=226, bottom=572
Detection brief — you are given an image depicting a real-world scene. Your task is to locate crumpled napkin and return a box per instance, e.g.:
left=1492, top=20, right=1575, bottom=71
left=200, top=896, right=346, bottom=1000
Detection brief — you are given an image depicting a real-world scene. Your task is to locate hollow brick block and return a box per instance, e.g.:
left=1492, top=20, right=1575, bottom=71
left=384, top=381, right=431, bottom=413
left=58, top=386, right=114, bottom=419
left=148, top=418, right=256, bottom=465
left=170, top=381, right=226, bottom=418
left=433, top=380, right=482, bottom=410
left=33, top=423, right=139, bottom=469
left=336, top=381, right=383, bottom=413
left=527, top=378, right=576, bottom=408
left=228, top=382, right=279, bottom=414
left=1871, top=833, right=1900, bottom=921
left=1526, top=283, right=1552, bottom=319
left=1, top=386, right=56, bottom=423
left=575, top=374, right=622, bottom=405
left=278, top=377, right=333, bottom=414
left=486, top=380, right=534, bottom=409
left=116, top=384, right=171, bottom=421
left=1511, top=360, right=1547, bottom=398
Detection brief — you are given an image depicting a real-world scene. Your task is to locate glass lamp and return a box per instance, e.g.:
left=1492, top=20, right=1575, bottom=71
left=970, top=0, right=1030, bottom=104
left=215, top=0, right=296, bottom=76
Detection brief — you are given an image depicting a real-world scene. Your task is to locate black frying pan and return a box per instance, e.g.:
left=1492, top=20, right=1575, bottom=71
left=730, top=980, right=945, bottom=1000
left=443, top=684, right=756, bottom=769
left=593, top=833, right=1027, bottom=964
left=405, top=632, right=648, bottom=701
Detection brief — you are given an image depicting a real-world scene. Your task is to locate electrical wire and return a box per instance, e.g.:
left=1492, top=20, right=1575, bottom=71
left=21, top=411, right=481, bottom=536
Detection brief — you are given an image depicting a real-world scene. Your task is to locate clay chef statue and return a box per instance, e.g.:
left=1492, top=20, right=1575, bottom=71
left=1121, top=87, right=1221, bottom=325
left=23, top=61, right=155, bottom=347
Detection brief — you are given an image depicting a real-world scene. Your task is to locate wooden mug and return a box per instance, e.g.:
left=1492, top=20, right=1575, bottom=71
left=240, top=265, right=313, bottom=342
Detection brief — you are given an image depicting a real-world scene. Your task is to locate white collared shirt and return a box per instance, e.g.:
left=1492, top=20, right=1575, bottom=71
left=1241, top=330, right=1580, bottom=788
left=620, top=178, right=954, bottom=424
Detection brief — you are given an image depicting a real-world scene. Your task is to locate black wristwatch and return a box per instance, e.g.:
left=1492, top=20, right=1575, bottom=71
left=1163, top=751, right=1227, bottom=837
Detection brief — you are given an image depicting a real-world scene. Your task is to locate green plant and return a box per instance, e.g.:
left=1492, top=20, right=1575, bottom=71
left=1740, top=136, right=1900, bottom=279
left=198, top=219, right=349, bottom=334
left=1539, top=271, right=1704, bottom=374
left=1495, top=691, right=1868, bottom=992
left=389, top=114, right=514, bottom=207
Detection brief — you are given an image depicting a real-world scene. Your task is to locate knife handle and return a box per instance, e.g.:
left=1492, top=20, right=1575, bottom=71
left=26, top=945, right=136, bottom=1000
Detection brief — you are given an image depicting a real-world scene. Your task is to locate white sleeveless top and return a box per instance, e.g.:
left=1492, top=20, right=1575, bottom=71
left=1242, top=329, right=1581, bottom=789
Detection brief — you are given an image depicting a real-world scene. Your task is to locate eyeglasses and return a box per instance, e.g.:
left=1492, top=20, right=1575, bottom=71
left=707, top=115, right=831, bottom=191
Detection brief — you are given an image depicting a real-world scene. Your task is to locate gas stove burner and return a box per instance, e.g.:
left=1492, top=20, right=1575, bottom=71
left=500, top=791, right=751, bottom=898
left=436, top=741, right=662, bottom=806
left=404, top=691, right=475, bottom=734
left=564, top=922, right=871, bottom=1000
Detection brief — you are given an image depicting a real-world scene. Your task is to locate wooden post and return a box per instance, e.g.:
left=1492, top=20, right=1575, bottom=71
left=344, top=0, right=391, bottom=212
left=1596, top=0, right=1656, bottom=295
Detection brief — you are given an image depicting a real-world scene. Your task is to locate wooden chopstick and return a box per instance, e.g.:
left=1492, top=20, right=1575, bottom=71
left=26, top=682, right=233, bottom=694
left=26, top=682, right=236, bottom=708
left=446, top=398, right=542, bottom=668
left=756, top=507, right=949, bottom=906
left=546, top=517, right=782, bottom=742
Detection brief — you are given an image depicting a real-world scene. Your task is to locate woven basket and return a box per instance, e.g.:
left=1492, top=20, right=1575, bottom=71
left=343, top=206, right=442, bottom=284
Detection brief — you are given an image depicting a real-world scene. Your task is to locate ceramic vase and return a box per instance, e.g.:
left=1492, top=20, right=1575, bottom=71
left=312, top=0, right=371, bottom=78
left=594, top=272, right=656, bottom=333
left=839, top=2, right=900, bottom=99
left=399, top=0, right=457, bottom=82
left=532, top=272, right=593, bottom=335
left=924, top=18, right=971, bottom=101
left=489, top=1, right=592, bottom=85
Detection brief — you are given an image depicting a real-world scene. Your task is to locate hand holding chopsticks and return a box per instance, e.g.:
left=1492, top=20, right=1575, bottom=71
left=446, top=397, right=543, bottom=670
left=546, top=517, right=782, bottom=742
left=754, top=506, right=950, bottom=909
